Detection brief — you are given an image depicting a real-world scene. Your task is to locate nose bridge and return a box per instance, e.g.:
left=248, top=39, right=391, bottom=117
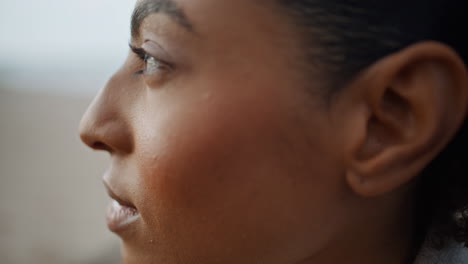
left=79, top=75, right=134, bottom=154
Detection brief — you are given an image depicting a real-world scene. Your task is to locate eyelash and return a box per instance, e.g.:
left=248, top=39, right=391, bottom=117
left=129, top=44, right=169, bottom=76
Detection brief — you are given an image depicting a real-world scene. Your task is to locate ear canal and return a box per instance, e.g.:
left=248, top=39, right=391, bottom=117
left=379, top=86, right=412, bottom=132
left=357, top=116, right=393, bottom=162
left=356, top=85, right=413, bottom=164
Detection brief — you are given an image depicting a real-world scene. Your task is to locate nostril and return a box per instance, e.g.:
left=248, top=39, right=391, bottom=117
left=91, top=141, right=113, bottom=152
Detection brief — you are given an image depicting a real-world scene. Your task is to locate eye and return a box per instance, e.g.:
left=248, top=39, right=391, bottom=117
left=129, top=44, right=171, bottom=76
left=143, top=54, right=166, bottom=75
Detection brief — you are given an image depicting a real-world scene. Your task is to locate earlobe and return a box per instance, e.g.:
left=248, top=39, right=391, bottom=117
left=341, top=41, right=468, bottom=197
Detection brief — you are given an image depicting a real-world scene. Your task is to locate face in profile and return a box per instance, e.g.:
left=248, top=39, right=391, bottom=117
left=80, top=0, right=348, bottom=262
left=79, top=0, right=468, bottom=263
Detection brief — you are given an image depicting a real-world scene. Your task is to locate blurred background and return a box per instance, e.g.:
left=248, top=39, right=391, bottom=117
left=0, top=1, right=136, bottom=263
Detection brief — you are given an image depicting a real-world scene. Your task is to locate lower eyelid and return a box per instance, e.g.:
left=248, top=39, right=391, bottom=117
left=128, top=52, right=174, bottom=80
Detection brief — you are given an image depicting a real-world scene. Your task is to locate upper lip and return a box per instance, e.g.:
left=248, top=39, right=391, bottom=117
left=103, top=180, right=137, bottom=209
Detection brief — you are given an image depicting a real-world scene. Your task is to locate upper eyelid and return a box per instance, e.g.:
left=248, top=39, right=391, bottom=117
left=129, top=43, right=170, bottom=66
left=128, top=43, right=173, bottom=77
left=129, top=44, right=152, bottom=76
left=129, top=43, right=146, bottom=60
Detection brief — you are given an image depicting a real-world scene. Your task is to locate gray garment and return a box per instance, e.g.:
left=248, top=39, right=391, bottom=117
left=414, top=239, right=468, bottom=264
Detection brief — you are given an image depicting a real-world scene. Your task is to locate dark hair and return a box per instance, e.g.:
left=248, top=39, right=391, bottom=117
left=279, top=0, right=468, bottom=247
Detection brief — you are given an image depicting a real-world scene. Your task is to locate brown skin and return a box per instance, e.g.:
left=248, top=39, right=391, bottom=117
left=79, top=0, right=468, bottom=263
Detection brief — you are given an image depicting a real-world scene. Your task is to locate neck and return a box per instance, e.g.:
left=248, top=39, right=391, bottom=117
left=297, top=190, right=420, bottom=264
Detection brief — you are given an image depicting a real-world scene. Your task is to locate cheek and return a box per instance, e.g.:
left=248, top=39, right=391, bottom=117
left=127, top=74, right=346, bottom=261
left=130, top=96, right=302, bottom=261
left=134, top=92, right=286, bottom=217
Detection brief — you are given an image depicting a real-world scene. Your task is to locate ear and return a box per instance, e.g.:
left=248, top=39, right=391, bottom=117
left=336, top=42, right=468, bottom=197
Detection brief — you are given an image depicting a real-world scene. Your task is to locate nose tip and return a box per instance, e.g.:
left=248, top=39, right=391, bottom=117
left=79, top=111, right=113, bottom=152
left=79, top=85, right=134, bottom=154
left=79, top=102, right=134, bottom=154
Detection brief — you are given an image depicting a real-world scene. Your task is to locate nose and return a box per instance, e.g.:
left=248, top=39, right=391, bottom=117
left=79, top=74, right=134, bottom=154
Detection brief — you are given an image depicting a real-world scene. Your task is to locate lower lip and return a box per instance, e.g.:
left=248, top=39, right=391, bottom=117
left=106, top=200, right=140, bottom=232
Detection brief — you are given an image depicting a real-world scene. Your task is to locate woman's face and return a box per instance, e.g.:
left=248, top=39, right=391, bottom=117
left=80, top=0, right=354, bottom=263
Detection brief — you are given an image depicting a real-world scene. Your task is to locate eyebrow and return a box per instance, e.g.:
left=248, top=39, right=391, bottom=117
left=131, top=0, right=194, bottom=40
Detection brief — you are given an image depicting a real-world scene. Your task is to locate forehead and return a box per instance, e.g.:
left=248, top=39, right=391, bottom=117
left=132, top=0, right=276, bottom=31
left=162, top=0, right=287, bottom=37
left=132, top=0, right=297, bottom=45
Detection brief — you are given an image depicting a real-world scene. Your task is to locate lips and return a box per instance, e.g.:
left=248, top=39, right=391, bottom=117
left=104, top=181, right=140, bottom=232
